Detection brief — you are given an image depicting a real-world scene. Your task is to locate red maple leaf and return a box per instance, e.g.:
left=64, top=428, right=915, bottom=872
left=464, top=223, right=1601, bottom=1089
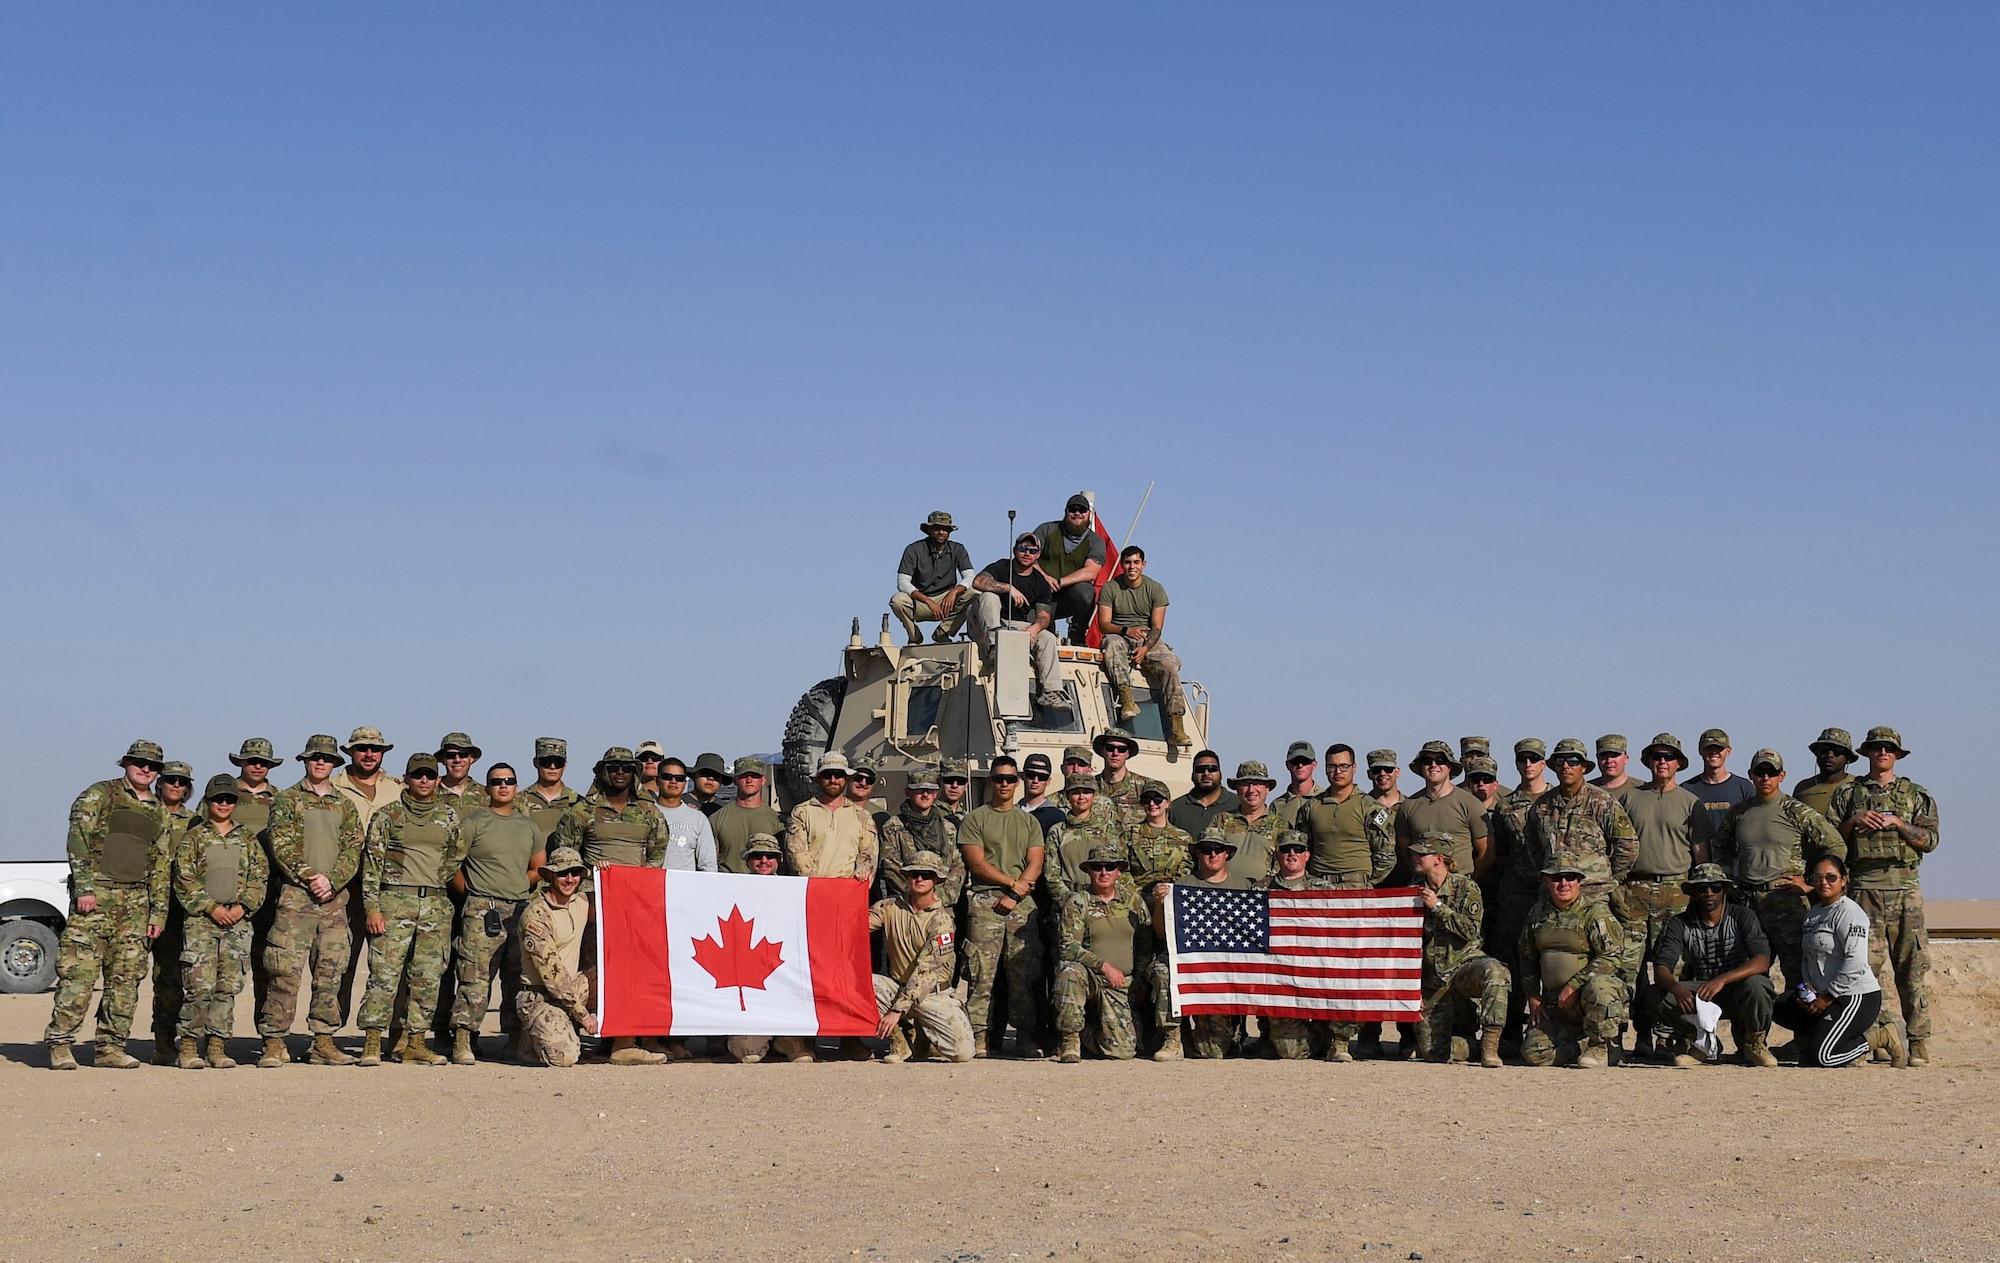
left=690, top=905, right=786, bottom=1010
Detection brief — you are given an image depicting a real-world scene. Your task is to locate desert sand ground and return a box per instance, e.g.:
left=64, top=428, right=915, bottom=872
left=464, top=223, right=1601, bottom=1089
left=1, top=942, right=1996, bottom=1263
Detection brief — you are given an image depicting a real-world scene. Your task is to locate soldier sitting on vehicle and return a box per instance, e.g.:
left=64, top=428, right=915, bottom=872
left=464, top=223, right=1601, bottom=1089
left=890, top=510, right=973, bottom=646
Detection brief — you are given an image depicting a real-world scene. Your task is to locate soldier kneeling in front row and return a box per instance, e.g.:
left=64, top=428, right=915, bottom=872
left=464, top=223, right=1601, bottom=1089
left=1519, top=857, right=1627, bottom=1068
left=871, top=850, right=976, bottom=1063
left=515, top=848, right=597, bottom=1067
left=1409, top=833, right=1511, bottom=1068
left=1054, top=843, right=1155, bottom=1062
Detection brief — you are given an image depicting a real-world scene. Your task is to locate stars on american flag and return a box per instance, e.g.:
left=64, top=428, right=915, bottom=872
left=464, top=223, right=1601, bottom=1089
left=1173, top=884, right=1269, bottom=953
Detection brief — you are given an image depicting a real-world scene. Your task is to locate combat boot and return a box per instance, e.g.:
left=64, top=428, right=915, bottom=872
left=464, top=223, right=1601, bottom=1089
left=401, top=1033, right=447, bottom=1065
left=1057, top=1033, right=1082, bottom=1064
left=1666, top=1038, right=1701, bottom=1068
left=1115, top=680, right=1140, bottom=722
left=608, top=1037, right=668, bottom=1065
left=356, top=1031, right=384, bottom=1067
left=1167, top=712, right=1191, bottom=750
left=176, top=1038, right=206, bottom=1070
left=1479, top=1026, right=1503, bottom=1068
left=1573, top=1036, right=1607, bottom=1069
left=1739, top=1030, right=1778, bottom=1069
left=1867, top=1023, right=1907, bottom=1068
left=1151, top=1028, right=1183, bottom=1062
left=94, top=1042, right=141, bottom=1069
left=773, top=1036, right=815, bottom=1063
left=1908, top=1038, right=1931, bottom=1066
left=310, top=1034, right=356, bottom=1066
left=258, top=1036, right=290, bottom=1068
left=1352, top=1027, right=1383, bottom=1060
left=1324, top=1037, right=1353, bottom=1063
left=882, top=1027, right=912, bottom=1065
left=48, top=1043, right=77, bottom=1071
left=451, top=1029, right=476, bottom=1066
left=205, top=1036, right=238, bottom=1069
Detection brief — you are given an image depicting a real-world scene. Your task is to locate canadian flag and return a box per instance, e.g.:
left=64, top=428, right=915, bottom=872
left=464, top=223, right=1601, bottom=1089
left=594, top=867, right=878, bottom=1037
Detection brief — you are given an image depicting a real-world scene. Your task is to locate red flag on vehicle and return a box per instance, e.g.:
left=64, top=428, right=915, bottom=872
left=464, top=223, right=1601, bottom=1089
left=1083, top=501, right=1117, bottom=649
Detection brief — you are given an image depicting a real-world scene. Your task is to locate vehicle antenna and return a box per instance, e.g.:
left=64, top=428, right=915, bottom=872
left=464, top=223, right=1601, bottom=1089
left=1120, top=481, right=1156, bottom=549
left=1007, top=509, right=1016, bottom=562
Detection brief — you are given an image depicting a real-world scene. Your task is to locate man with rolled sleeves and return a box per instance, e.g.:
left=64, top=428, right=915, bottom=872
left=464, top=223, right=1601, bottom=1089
left=1617, top=734, right=1703, bottom=1054
left=1272, top=741, right=1319, bottom=828
left=1794, top=728, right=1859, bottom=822
left=1217, top=762, right=1285, bottom=884
left=890, top=510, right=974, bottom=645
left=171, top=775, right=268, bottom=1069
left=1096, top=545, right=1192, bottom=749
left=449, top=763, right=544, bottom=1064
left=872, top=850, right=977, bottom=1064
left=1518, top=856, right=1627, bottom=1068
left=711, top=756, right=784, bottom=875
left=1054, top=843, right=1154, bottom=1063
left=1648, top=863, right=1778, bottom=1068
left=357, top=752, right=466, bottom=1067
left=1170, top=750, right=1239, bottom=838
left=957, top=755, right=1047, bottom=1058
left=520, top=738, right=584, bottom=852
left=1708, top=748, right=1842, bottom=995
left=1589, top=735, right=1643, bottom=799
left=45, top=740, right=172, bottom=1070
left=1686, top=728, right=1755, bottom=852
left=1410, top=833, right=1511, bottom=1068
left=880, top=763, right=965, bottom=904
left=259, top=735, right=367, bottom=1068
left=1394, top=741, right=1491, bottom=884
left=1034, top=493, right=1108, bottom=644
left=435, top=733, right=488, bottom=816
left=148, top=761, right=199, bottom=1061
left=1830, top=727, right=1940, bottom=1065
left=515, top=847, right=597, bottom=1068
left=1094, top=728, right=1167, bottom=828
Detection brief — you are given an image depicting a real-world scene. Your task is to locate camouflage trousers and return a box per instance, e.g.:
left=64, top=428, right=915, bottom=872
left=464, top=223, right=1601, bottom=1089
left=1265, top=1018, right=1333, bottom=1059
left=1611, top=877, right=1688, bottom=1033
left=150, top=901, right=186, bottom=1048
left=178, top=915, right=253, bottom=1040
left=258, top=885, right=354, bottom=1037
left=1417, top=956, right=1512, bottom=1059
left=450, top=895, right=527, bottom=1034
left=514, top=989, right=583, bottom=1068
left=1739, top=884, right=1809, bottom=991
left=1187, top=1013, right=1243, bottom=1058
left=1099, top=636, right=1186, bottom=716
left=873, top=975, right=975, bottom=1060
left=45, top=884, right=152, bottom=1047
left=1053, top=962, right=1138, bottom=1059
left=358, top=889, right=452, bottom=1032
left=962, top=890, right=1044, bottom=1046
left=1853, top=884, right=1930, bottom=1041
left=1521, top=976, right=1626, bottom=1066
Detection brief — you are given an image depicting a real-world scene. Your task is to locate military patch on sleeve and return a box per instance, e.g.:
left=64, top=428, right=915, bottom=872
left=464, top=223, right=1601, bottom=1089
left=935, top=932, right=955, bottom=948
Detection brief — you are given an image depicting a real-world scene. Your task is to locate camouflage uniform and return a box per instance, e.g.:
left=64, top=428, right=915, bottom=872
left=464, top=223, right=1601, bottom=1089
left=357, top=794, right=466, bottom=1034
left=1055, top=885, right=1155, bottom=1059
left=1098, top=770, right=1171, bottom=829
left=46, top=764, right=172, bottom=1053
left=516, top=856, right=594, bottom=1068
left=959, top=802, right=1048, bottom=1052
left=1215, top=810, right=1288, bottom=885
left=1709, top=793, right=1843, bottom=988
left=1044, top=810, right=1132, bottom=907
left=1518, top=891, right=1627, bottom=1066
left=1527, top=781, right=1639, bottom=984
left=878, top=803, right=963, bottom=905
left=259, top=783, right=365, bottom=1037
left=550, top=784, right=671, bottom=877
left=450, top=806, right=544, bottom=1043
left=173, top=813, right=268, bottom=1041
left=1098, top=630, right=1187, bottom=717
left=871, top=882, right=975, bottom=1062
left=149, top=792, right=199, bottom=1054
left=1829, top=770, right=1939, bottom=1044
left=1414, top=871, right=1511, bottom=1060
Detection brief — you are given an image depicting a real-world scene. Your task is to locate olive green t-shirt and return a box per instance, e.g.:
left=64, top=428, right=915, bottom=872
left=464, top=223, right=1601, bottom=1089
left=960, top=804, right=1045, bottom=890
left=711, top=802, right=786, bottom=874
left=1098, top=576, right=1169, bottom=629
left=1179, top=871, right=1255, bottom=892
left=1725, top=797, right=1812, bottom=886
left=1792, top=774, right=1849, bottom=823
left=1078, top=894, right=1144, bottom=975
left=1394, top=787, right=1489, bottom=875
left=1620, top=784, right=1700, bottom=878
left=459, top=809, right=540, bottom=901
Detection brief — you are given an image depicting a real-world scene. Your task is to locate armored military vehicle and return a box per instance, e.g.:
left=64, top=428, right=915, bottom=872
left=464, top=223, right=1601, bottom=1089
left=778, top=614, right=1209, bottom=809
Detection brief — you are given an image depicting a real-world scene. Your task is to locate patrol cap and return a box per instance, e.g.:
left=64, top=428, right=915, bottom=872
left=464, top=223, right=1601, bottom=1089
left=1138, top=785, right=1168, bottom=804
left=1022, top=752, right=1053, bottom=776
left=343, top=726, right=394, bottom=753
left=1284, top=740, right=1317, bottom=765
left=848, top=756, right=878, bottom=779
left=1641, top=733, right=1690, bottom=770
left=543, top=846, right=587, bottom=876
left=202, top=773, right=240, bottom=803
left=121, top=739, right=166, bottom=768
left=816, top=751, right=852, bottom=775
left=1459, top=736, right=1491, bottom=759
left=596, top=746, right=637, bottom=769
left=1541, top=855, right=1587, bottom=878
left=634, top=740, right=666, bottom=760
left=1276, top=830, right=1310, bottom=853
left=1548, top=738, right=1596, bottom=772
left=229, top=738, right=279, bottom=767
left=405, top=752, right=441, bottom=776
left=534, top=737, right=569, bottom=761
left=1595, top=734, right=1629, bottom=757
left=693, top=753, right=730, bottom=779
left=1748, top=749, right=1785, bottom=775
left=1410, top=741, right=1461, bottom=776
left=1698, top=728, right=1732, bottom=752
left=295, top=734, right=346, bottom=766
left=921, top=509, right=958, bottom=532
left=1063, top=773, right=1099, bottom=793
left=1682, top=862, right=1733, bottom=892
left=1407, top=830, right=1456, bottom=859
left=938, top=758, right=970, bottom=782
left=436, top=732, right=481, bottom=759
left=1229, top=761, right=1277, bottom=789
left=1808, top=728, right=1858, bottom=762
left=1461, top=754, right=1499, bottom=779
left=1859, top=726, right=1910, bottom=758
left=1082, top=843, right=1128, bottom=869
left=159, top=761, right=194, bottom=782
left=1513, top=738, right=1548, bottom=762
left=901, top=849, right=950, bottom=877
left=905, top=763, right=942, bottom=792
left=744, top=833, right=784, bottom=860
left=1366, top=749, right=1398, bottom=772
left=732, top=755, right=769, bottom=778
left=1061, top=745, right=1095, bottom=767
left=1065, top=493, right=1092, bottom=513
left=1093, top=728, right=1139, bottom=756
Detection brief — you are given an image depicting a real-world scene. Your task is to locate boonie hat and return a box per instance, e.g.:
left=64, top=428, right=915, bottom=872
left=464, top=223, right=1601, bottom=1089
left=1229, top=761, right=1277, bottom=789
left=693, top=753, right=729, bottom=779
left=1093, top=728, right=1139, bottom=756
left=1548, top=738, right=1596, bottom=772
left=1082, top=842, right=1128, bottom=869
left=1808, top=728, right=1858, bottom=762
left=121, top=739, right=166, bottom=767
left=343, top=726, right=393, bottom=753
left=436, top=732, right=481, bottom=759
left=596, top=746, right=638, bottom=769
left=229, top=738, right=279, bottom=767
left=1195, top=825, right=1239, bottom=853
left=1858, top=726, right=1910, bottom=758
left=901, top=849, right=949, bottom=877
left=159, top=761, right=194, bottom=782
left=816, top=751, right=852, bottom=775
left=295, top=734, right=346, bottom=766
left=744, top=834, right=784, bottom=860
left=544, top=846, right=587, bottom=876
left=1410, top=741, right=1462, bottom=776
left=921, top=510, right=958, bottom=532
left=1682, top=863, right=1733, bottom=892
left=1641, top=733, right=1690, bottom=770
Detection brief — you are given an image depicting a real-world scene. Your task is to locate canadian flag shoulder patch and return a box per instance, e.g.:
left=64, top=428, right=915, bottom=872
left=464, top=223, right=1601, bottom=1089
left=935, top=931, right=955, bottom=948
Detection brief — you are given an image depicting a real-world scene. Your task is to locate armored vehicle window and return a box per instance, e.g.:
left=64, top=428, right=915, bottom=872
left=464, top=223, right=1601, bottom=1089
left=1102, top=683, right=1168, bottom=744
left=1022, top=682, right=1085, bottom=734
left=906, top=684, right=943, bottom=737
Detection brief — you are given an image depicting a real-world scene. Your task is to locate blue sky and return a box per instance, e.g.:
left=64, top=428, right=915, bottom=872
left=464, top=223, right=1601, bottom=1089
left=4, top=6, right=1995, bottom=891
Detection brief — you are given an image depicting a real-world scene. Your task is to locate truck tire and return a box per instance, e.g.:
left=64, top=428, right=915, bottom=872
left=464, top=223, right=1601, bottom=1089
left=781, top=676, right=847, bottom=805
left=0, top=920, right=59, bottom=995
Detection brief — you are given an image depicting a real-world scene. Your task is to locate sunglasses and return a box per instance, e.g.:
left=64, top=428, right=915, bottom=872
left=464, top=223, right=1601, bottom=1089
left=1285, top=758, right=1314, bottom=769
left=349, top=745, right=387, bottom=755
left=1139, top=795, right=1166, bottom=805
left=1193, top=765, right=1222, bottom=775
left=1277, top=845, right=1310, bottom=855
left=305, top=755, right=340, bottom=765
left=1548, top=756, right=1585, bottom=768
left=818, top=770, right=849, bottom=780
left=1022, top=771, right=1049, bottom=781
left=940, top=777, right=969, bottom=786
left=440, top=750, right=473, bottom=760
left=1751, top=768, right=1781, bottom=778
left=1809, top=872, right=1844, bottom=885
left=1414, top=757, right=1448, bottom=768
left=1195, top=845, right=1230, bottom=855
left=1367, top=767, right=1395, bottom=776
left=638, top=755, right=664, bottom=764
left=160, top=777, right=193, bottom=788
left=660, top=773, right=688, bottom=783
left=1516, top=754, right=1545, bottom=764
left=1547, top=873, right=1583, bottom=883
left=408, top=770, right=440, bottom=781
left=1015, top=545, right=1041, bottom=554
left=208, top=795, right=239, bottom=805
left=487, top=777, right=517, bottom=787
left=131, top=760, right=165, bottom=773
left=1687, top=883, right=1727, bottom=894
left=242, top=760, right=279, bottom=770
left=1101, top=745, right=1134, bottom=756
left=1082, top=864, right=1122, bottom=873
left=602, top=762, right=637, bottom=773
left=535, top=757, right=567, bottom=769
left=1466, top=775, right=1496, bottom=786
left=990, top=774, right=1020, bottom=784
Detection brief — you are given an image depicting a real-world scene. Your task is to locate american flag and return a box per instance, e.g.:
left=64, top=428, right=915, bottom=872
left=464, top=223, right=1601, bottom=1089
left=1166, top=884, right=1424, bottom=1021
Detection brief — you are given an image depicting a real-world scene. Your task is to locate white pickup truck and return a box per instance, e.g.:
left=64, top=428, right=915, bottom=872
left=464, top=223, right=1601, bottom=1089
left=0, top=861, right=70, bottom=994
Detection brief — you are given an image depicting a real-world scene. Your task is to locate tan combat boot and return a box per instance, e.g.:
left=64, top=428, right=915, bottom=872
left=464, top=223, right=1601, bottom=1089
left=1167, top=711, right=1191, bottom=750
left=309, top=1034, right=356, bottom=1066
left=1151, top=1028, right=1183, bottom=1062
left=95, top=1042, right=141, bottom=1069
left=48, top=1043, right=78, bottom=1071
left=205, top=1036, right=238, bottom=1069
left=1908, top=1038, right=1931, bottom=1066
left=1115, top=680, right=1140, bottom=722
left=401, top=1033, right=447, bottom=1066
left=451, top=1029, right=476, bottom=1066
left=772, top=1036, right=814, bottom=1064
left=257, top=1036, right=290, bottom=1068
left=356, top=1031, right=383, bottom=1067
left=1573, top=1035, right=1607, bottom=1069
left=1479, top=1026, right=1504, bottom=1068
left=882, top=1027, right=912, bottom=1065
left=1739, top=1030, right=1778, bottom=1069
left=1057, top=1033, right=1082, bottom=1064
left=1868, top=1023, right=1907, bottom=1068
left=177, top=1038, right=206, bottom=1070
left=608, top=1036, right=668, bottom=1065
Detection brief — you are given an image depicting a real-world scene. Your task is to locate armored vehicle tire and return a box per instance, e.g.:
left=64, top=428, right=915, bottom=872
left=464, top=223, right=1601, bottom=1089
left=0, top=919, right=59, bottom=994
left=782, top=676, right=847, bottom=804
